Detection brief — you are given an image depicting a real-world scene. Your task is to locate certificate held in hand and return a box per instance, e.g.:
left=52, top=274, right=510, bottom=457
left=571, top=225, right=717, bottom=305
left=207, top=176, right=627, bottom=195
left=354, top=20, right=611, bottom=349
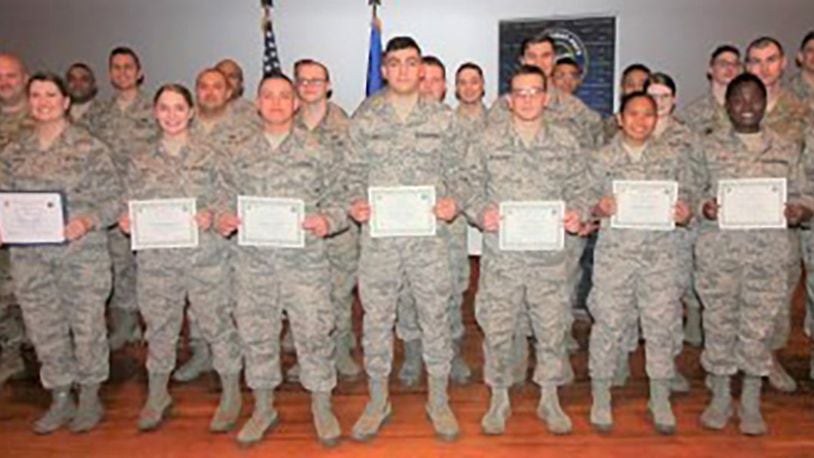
left=499, top=200, right=565, bottom=251
left=611, top=180, right=678, bottom=231
left=129, top=198, right=199, bottom=250
left=718, top=178, right=787, bottom=230
left=0, top=191, right=66, bottom=245
left=237, top=196, right=305, bottom=248
left=369, top=186, right=436, bottom=238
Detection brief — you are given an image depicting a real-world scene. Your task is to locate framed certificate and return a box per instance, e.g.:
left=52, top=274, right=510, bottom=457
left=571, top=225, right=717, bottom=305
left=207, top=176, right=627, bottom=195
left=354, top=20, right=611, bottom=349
left=369, top=186, right=436, bottom=238
left=237, top=196, right=305, bottom=248
left=499, top=200, right=565, bottom=251
left=611, top=180, right=678, bottom=231
left=467, top=225, right=483, bottom=256
left=0, top=191, right=66, bottom=245
left=718, top=178, right=787, bottom=230
left=129, top=198, right=198, bottom=250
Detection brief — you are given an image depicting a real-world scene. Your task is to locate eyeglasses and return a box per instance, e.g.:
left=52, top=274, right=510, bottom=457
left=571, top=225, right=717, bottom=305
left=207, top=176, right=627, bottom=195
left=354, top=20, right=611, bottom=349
left=296, top=78, right=327, bottom=87
left=510, top=87, right=545, bottom=98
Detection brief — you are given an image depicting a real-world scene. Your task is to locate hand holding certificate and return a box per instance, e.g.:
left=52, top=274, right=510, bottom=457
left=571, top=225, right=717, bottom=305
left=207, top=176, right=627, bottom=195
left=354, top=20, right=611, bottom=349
left=129, top=198, right=199, bottom=250
left=611, top=180, right=678, bottom=231
left=238, top=196, right=305, bottom=248
left=499, top=200, right=565, bottom=251
left=0, top=191, right=65, bottom=245
left=369, top=186, right=436, bottom=238
left=718, top=178, right=786, bottom=230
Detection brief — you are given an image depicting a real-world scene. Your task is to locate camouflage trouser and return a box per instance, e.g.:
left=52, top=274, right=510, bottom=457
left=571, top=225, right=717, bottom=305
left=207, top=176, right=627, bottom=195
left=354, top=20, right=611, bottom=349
left=235, top=248, right=335, bottom=393
left=396, top=219, right=467, bottom=342
left=477, top=251, right=569, bottom=388
left=696, top=231, right=788, bottom=377
left=185, top=237, right=235, bottom=344
left=358, top=235, right=453, bottom=380
left=771, top=229, right=801, bottom=350
left=137, top=242, right=241, bottom=376
left=326, top=226, right=360, bottom=347
left=588, top=241, right=682, bottom=381
left=11, top=232, right=111, bottom=389
left=803, top=229, right=814, bottom=337
left=0, top=247, right=25, bottom=353
left=107, top=227, right=137, bottom=311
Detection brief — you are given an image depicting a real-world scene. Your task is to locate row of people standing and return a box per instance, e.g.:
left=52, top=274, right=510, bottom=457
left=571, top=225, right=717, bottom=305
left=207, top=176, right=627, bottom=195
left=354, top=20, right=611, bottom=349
left=0, top=28, right=813, bottom=448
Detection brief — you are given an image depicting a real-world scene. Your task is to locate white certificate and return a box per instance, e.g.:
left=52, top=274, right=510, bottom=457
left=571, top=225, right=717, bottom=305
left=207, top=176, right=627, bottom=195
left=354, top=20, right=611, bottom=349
left=237, top=196, right=305, bottom=248
left=467, top=225, right=483, bottom=256
left=611, top=180, right=678, bottom=231
left=0, top=191, right=65, bottom=245
left=718, top=178, right=787, bottom=230
left=129, top=198, right=198, bottom=250
left=499, top=200, right=565, bottom=251
left=369, top=186, right=436, bottom=238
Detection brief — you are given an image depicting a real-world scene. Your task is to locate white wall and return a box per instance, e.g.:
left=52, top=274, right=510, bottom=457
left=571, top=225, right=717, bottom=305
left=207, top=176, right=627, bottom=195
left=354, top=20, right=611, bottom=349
left=1, top=0, right=813, bottom=112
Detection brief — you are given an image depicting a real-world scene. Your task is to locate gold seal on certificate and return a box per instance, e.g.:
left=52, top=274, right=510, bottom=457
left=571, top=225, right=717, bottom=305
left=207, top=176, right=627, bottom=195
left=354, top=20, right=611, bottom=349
left=718, top=178, right=787, bottom=230
left=499, top=200, right=565, bottom=251
left=129, top=198, right=199, bottom=250
left=611, top=180, right=678, bottom=231
left=237, top=196, right=305, bottom=248
left=369, top=185, right=436, bottom=238
left=0, top=191, right=65, bottom=245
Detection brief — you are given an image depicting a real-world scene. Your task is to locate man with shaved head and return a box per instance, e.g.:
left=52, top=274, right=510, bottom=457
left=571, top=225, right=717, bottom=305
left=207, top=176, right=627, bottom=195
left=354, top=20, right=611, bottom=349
left=0, top=52, right=31, bottom=386
left=215, top=58, right=260, bottom=124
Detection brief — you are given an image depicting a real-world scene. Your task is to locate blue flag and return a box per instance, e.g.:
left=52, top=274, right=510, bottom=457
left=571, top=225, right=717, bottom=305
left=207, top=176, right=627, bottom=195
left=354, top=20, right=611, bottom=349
left=262, top=1, right=281, bottom=76
left=366, top=20, right=383, bottom=96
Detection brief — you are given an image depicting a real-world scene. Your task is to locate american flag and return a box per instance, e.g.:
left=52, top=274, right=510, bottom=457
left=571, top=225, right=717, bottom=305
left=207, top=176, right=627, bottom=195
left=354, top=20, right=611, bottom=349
left=262, top=0, right=281, bottom=76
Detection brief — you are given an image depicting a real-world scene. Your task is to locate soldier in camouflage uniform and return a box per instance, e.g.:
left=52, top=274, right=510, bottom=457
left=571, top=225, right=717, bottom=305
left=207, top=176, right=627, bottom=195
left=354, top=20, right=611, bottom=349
left=347, top=37, right=463, bottom=442
left=396, top=56, right=472, bottom=387
left=696, top=73, right=811, bottom=436
left=788, top=31, right=814, bottom=111
left=464, top=65, right=589, bottom=436
left=216, top=73, right=344, bottom=447
left=86, top=47, right=158, bottom=351
left=679, top=45, right=742, bottom=137
left=119, top=84, right=243, bottom=433
left=602, top=64, right=651, bottom=144
left=215, top=58, right=260, bottom=125
left=787, top=32, right=814, bottom=379
left=65, top=62, right=99, bottom=130
left=0, top=53, right=31, bottom=386
left=291, top=59, right=361, bottom=381
left=488, top=35, right=601, bottom=386
left=587, top=92, right=695, bottom=435
left=746, top=36, right=814, bottom=393
left=1, top=73, right=121, bottom=434
left=172, top=68, right=261, bottom=384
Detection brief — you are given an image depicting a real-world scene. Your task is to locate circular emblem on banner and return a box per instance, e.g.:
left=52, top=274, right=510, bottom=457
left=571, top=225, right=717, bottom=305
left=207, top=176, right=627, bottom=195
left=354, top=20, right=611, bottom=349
left=543, top=27, right=589, bottom=75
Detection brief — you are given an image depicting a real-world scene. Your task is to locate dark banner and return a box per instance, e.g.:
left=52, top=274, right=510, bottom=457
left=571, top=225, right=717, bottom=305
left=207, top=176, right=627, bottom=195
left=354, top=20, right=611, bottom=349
left=499, top=15, right=616, bottom=116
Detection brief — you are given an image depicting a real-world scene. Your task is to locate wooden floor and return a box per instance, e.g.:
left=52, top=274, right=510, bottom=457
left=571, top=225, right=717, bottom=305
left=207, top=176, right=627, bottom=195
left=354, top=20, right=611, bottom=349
left=2, top=259, right=814, bottom=457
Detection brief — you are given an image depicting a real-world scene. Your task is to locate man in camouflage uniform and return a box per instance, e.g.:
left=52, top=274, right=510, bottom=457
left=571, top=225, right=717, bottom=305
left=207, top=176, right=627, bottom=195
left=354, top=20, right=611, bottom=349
left=488, top=34, right=600, bottom=386
left=215, top=58, right=260, bottom=125
left=86, top=47, right=158, bottom=351
left=171, top=68, right=260, bottom=384
left=602, top=63, right=651, bottom=144
left=65, top=62, right=99, bottom=130
left=290, top=58, right=362, bottom=381
left=464, top=65, right=589, bottom=436
left=746, top=36, right=814, bottom=393
left=680, top=45, right=743, bottom=137
left=2, top=73, right=122, bottom=433
left=788, top=31, right=814, bottom=111
left=0, top=53, right=31, bottom=386
left=347, top=36, right=463, bottom=442
left=696, top=73, right=812, bottom=436
left=396, top=55, right=472, bottom=387
left=216, top=73, right=344, bottom=447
